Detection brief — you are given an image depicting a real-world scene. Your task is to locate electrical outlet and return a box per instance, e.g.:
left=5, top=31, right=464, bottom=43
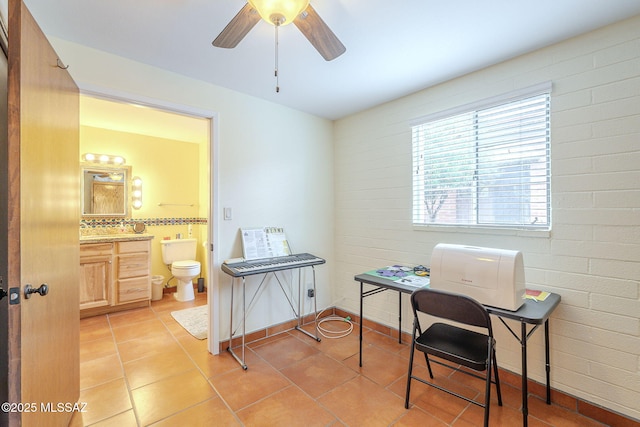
left=307, top=289, right=315, bottom=298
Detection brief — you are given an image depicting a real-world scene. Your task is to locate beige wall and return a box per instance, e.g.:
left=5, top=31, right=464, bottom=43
left=333, top=15, right=640, bottom=420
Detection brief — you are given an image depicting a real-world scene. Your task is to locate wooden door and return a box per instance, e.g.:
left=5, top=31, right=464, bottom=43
left=0, top=13, right=10, bottom=427
left=6, top=1, right=80, bottom=426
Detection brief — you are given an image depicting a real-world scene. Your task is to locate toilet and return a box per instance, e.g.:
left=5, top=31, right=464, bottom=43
left=160, top=238, right=200, bottom=302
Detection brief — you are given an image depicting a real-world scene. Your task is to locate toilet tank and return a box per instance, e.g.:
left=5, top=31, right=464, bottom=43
left=160, top=238, right=197, bottom=265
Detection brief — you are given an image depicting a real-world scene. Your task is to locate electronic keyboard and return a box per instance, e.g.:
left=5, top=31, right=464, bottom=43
left=221, top=253, right=325, bottom=277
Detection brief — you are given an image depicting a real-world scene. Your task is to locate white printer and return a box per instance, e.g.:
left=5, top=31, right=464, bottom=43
left=429, top=243, right=526, bottom=311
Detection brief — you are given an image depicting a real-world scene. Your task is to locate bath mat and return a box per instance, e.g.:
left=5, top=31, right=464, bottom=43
left=171, top=305, right=208, bottom=340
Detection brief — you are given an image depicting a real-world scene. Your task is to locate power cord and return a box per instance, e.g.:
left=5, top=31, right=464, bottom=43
left=315, top=299, right=353, bottom=339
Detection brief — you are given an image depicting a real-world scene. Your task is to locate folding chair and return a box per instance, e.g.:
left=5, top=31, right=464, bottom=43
left=405, top=288, right=502, bottom=426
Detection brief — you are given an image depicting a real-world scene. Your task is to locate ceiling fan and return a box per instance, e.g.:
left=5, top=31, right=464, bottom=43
left=212, top=0, right=346, bottom=61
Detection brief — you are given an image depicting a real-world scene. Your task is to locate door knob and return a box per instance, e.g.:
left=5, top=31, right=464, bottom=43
left=24, top=283, right=49, bottom=299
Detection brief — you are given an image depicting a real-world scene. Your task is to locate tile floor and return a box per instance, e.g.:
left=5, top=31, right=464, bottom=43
left=72, top=292, right=610, bottom=427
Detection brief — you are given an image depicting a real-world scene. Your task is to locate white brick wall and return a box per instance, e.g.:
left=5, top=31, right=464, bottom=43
left=333, top=15, right=640, bottom=420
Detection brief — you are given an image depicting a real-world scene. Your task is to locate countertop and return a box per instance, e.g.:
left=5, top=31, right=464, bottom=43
left=80, top=233, right=154, bottom=244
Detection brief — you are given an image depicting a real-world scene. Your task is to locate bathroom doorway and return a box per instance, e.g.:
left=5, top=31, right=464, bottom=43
left=79, top=93, right=220, bottom=354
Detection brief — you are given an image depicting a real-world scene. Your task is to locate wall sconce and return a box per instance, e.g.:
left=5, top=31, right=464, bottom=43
left=82, top=153, right=126, bottom=165
left=131, top=176, right=143, bottom=209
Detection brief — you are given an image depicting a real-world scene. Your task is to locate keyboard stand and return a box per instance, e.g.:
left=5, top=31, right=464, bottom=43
left=225, top=263, right=322, bottom=370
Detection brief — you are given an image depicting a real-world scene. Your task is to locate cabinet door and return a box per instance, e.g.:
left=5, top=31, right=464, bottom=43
left=79, top=255, right=111, bottom=309
left=117, top=253, right=150, bottom=279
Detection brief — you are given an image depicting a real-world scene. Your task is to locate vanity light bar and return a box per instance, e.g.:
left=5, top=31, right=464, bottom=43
left=132, top=176, right=143, bottom=209
left=82, top=153, right=126, bottom=165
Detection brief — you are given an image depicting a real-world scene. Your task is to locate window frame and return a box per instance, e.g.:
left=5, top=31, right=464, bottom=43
left=411, top=82, right=552, bottom=231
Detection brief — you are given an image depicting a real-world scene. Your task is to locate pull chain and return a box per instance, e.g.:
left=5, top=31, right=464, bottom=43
left=274, top=24, right=280, bottom=93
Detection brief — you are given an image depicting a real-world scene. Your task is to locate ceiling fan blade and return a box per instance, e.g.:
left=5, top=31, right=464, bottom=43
left=294, top=4, right=346, bottom=61
left=212, top=3, right=260, bottom=49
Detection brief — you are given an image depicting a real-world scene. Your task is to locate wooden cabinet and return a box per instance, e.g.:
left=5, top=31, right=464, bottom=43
left=79, top=243, right=113, bottom=311
left=115, top=240, right=151, bottom=304
left=80, top=236, right=153, bottom=318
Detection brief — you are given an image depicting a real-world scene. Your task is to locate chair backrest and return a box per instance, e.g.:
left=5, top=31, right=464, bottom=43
left=411, top=288, right=492, bottom=331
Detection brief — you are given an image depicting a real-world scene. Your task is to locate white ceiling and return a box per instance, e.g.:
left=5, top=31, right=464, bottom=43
left=16, top=0, right=640, bottom=120
left=80, top=95, right=210, bottom=144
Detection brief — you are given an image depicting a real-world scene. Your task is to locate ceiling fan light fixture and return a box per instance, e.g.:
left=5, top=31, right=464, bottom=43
left=248, top=0, right=309, bottom=26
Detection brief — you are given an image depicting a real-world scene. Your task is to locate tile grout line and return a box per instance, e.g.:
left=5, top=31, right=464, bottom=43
left=107, top=313, right=141, bottom=427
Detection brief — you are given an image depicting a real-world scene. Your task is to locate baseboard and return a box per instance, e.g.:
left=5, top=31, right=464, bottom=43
left=219, top=306, right=640, bottom=427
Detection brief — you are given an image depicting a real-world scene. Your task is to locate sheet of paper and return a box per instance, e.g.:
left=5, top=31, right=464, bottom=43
left=394, top=275, right=431, bottom=287
left=241, top=227, right=291, bottom=260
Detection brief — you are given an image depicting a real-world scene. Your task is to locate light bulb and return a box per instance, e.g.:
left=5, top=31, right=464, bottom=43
left=248, top=0, right=309, bottom=26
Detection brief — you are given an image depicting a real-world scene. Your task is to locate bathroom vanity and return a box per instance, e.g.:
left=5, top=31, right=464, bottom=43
left=79, top=234, right=153, bottom=318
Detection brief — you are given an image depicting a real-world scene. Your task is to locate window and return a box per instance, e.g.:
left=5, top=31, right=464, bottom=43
left=412, top=84, right=551, bottom=229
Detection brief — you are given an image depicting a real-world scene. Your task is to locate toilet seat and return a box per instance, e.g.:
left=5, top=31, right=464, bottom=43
left=172, top=260, right=200, bottom=269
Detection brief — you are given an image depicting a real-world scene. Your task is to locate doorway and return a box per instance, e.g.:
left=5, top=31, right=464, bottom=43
left=79, top=93, right=220, bottom=354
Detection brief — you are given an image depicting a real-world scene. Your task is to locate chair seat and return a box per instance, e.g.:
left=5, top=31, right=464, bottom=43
left=406, top=288, right=501, bottom=427
left=416, top=322, right=491, bottom=371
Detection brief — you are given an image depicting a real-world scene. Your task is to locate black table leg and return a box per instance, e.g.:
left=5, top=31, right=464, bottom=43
left=359, top=281, right=363, bottom=367
left=398, top=291, right=402, bottom=343
left=521, top=321, right=528, bottom=426
left=545, top=319, right=551, bottom=404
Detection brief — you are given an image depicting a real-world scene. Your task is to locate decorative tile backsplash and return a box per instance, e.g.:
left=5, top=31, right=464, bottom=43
left=80, top=217, right=207, bottom=229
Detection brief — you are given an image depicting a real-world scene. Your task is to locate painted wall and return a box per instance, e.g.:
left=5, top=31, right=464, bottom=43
left=52, top=37, right=335, bottom=341
left=80, top=125, right=206, bottom=287
left=333, top=15, right=640, bottom=420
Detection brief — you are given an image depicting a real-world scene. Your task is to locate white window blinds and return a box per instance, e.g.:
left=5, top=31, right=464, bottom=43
left=412, top=84, right=551, bottom=229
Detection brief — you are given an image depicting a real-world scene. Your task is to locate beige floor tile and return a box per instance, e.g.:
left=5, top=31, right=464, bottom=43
left=344, top=344, right=411, bottom=387
left=525, top=395, right=606, bottom=427
left=80, top=318, right=112, bottom=343
left=251, top=334, right=319, bottom=370
left=281, top=352, right=357, bottom=398
left=174, top=329, right=210, bottom=354
left=80, top=353, right=123, bottom=390
left=190, top=348, right=244, bottom=379
left=91, top=410, right=138, bottom=427
left=111, top=318, right=168, bottom=343
left=131, top=369, right=216, bottom=426
left=116, top=330, right=181, bottom=363
left=150, top=397, right=240, bottom=427
left=313, top=328, right=360, bottom=361
left=80, top=336, right=117, bottom=363
left=404, top=368, right=477, bottom=425
left=79, top=378, right=132, bottom=426
left=124, top=347, right=194, bottom=389
left=362, top=329, right=411, bottom=356
left=237, top=386, right=336, bottom=426
left=211, top=357, right=290, bottom=412
left=108, top=306, right=157, bottom=328
left=392, top=406, right=448, bottom=426
left=318, top=376, right=408, bottom=427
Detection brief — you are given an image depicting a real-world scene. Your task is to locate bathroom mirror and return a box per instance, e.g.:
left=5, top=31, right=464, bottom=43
left=81, top=164, right=132, bottom=217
